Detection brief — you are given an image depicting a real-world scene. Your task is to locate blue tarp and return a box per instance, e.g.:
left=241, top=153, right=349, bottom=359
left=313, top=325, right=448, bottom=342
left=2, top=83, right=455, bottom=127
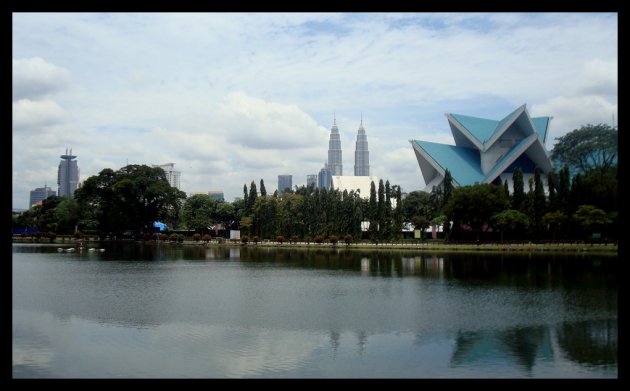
left=13, top=227, right=39, bottom=235
left=153, top=221, right=168, bottom=231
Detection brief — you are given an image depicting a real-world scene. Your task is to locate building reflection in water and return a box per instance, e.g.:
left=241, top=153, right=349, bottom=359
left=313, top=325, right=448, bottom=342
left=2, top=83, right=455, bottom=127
left=401, top=255, right=445, bottom=278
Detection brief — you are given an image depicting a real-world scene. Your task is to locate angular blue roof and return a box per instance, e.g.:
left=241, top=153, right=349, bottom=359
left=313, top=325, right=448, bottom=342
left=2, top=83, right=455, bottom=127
left=412, top=104, right=554, bottom=190
left=450, top=114, right=498, bottom=144
left=531, top=117, right=550, bottom=142
left=414, top=140, right=485, bottom=185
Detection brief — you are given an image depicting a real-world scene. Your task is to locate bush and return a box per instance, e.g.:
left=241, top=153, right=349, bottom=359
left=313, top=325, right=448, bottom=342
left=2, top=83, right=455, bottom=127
left=314, top=235, right=323, bottom=244
left=291, top=235, right=299, bottom=244
left=329, top=235, right=338, bottom=245
left=344, top=234, right=353, bottom=245
left=217, top=237, right=225, bottom=244
left=192, top=233, right=201, bottom=241
left=177, top=234, right=185, bottom=243
left=202, top=234, right=211, bottom=242
left=253, top=236, right=260, bottom=245
left=160, top=233, right=168, bottom=241
left=143, top=233, right=152, bottom=241
left=73, top=231, right=83, bottom=240
left=169, top=233, right=178, bottom=242
left=241, top=235, right=249, bottom=244
left=276, top=235, right=285, bottom=244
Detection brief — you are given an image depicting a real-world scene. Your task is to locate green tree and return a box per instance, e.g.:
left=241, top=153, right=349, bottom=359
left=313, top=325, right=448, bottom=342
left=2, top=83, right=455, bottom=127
left=411, top=215, right=430, bottom=240
left=392, top=185, right=404, bottom=241
left=260, top=179, right=267, bottom=196
left=377, top=179, right=385, bottom=240
left=444, top=183, right=510, bottom=240
left=247, top=181, right=258, bottom=214
left=75, top=165, right=186, bottom=235
left=181, top=194, right=215, bottom=233
left=573, top=204, right=610, bottom=239
left=542, top=211, right=567, bottom=241
left=368, top=181, right=378, bottom=241
left=551, top=123, right=618, bottom=175
left=512, top=167, right=525, bottom=212
left=442, top=168, right=454, bottom=210
left=491, top=209, right=530, bottom=241
left=533, top=167, right=547, bottom=237
left=401, top=190, right=432, bottom=223
left=53, top=198, right=79, bottom=234
left=546, top=170, right=558, bottom=212
left=557, top=165, right=571, bottom=215
left=215, top=202, right=236, bottom=233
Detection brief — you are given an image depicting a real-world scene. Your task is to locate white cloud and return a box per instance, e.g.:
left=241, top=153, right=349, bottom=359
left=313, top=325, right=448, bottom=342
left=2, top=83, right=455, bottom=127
left=12, top=57, right=72, bottom=101
left=12, top=99, right=68, bottom=132
left=531, top=95, right=617, bottom=144
left=11, top=13, right=617, bottom=208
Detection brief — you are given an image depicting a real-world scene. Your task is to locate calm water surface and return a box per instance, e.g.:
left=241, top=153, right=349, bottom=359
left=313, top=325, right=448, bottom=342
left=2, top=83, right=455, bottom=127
left=12, top=242, right=617, bottom=378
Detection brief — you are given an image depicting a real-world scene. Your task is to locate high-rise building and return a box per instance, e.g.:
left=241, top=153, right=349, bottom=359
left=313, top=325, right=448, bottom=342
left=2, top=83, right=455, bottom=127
left=29, top=185, right=56, bottom=207
left=57, top=148, right=80, bottom=198
left=306, top=174, right=317, bottom=188
left=208, top=191, right=225, bottom=201
left=318, top=163, right=332, bottom=190
left=278, top=175, right=292, bottom=195
left=327, top=116, right=342, bottom=176
left=152, top=163, right=181, bottom=189
left=354, top=117, right=370, bottom=176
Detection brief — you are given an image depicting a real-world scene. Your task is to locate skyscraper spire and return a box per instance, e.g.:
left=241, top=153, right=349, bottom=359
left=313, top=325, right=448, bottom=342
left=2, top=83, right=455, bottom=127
left=354, top=117, right=369, bottom=176
left=327, top=115, right=342, bottom=176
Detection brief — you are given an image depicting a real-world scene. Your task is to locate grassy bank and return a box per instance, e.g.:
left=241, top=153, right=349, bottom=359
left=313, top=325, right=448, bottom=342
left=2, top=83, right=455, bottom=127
left=13, top=236, right=618, bottom=255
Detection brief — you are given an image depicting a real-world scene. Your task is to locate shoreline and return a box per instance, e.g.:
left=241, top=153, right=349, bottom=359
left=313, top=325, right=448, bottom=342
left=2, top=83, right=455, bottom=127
left=12, top=237, right=619, bottom=255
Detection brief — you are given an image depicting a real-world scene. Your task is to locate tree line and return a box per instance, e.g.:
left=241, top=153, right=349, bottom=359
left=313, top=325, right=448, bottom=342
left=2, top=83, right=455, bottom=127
left=13, top=124, right=617, bottom=242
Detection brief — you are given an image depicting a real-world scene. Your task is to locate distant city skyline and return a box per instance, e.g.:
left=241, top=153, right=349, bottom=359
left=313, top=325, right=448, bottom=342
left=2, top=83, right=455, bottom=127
left=12, top=13, right=617, bottom=209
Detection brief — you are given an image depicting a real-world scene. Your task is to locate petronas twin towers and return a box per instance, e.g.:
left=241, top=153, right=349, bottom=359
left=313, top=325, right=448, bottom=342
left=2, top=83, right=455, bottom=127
left=318, top=115, right=370, bottom=189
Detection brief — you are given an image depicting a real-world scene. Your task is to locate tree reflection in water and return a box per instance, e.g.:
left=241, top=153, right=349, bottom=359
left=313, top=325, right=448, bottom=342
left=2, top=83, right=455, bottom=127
left=556, top=319, right=617, bottom=367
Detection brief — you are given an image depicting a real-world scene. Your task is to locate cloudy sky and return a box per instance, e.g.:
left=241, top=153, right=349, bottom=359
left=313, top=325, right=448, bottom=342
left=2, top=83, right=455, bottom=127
left=12, top=12, right=617, bottom=209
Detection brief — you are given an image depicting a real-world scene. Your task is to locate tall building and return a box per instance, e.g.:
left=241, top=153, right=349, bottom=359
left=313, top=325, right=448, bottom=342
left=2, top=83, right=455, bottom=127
left=318, top=163, right=332, bottom=190
left=29, top=185, right=56, bottom=207
left=152, top=163, right=181, bottom=189
left=57, top=148, right=80, bottom=198
left=306, top=174, right=317, bottom=188
left=354, top=117, right=370, bottom=176
left=327, top=116, right=343, bottom=176
left=278, top=175, right=292, bottom=195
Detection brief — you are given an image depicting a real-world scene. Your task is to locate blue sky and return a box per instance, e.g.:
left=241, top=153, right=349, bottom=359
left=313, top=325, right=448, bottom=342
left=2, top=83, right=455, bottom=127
left=12, top=12, right=618, bottom=209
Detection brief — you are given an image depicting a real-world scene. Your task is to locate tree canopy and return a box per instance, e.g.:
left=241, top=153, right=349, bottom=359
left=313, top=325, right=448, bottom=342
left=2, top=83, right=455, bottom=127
left=74, top=164, right=186, bottom=234
left=551, top=124, right=618, bottom=175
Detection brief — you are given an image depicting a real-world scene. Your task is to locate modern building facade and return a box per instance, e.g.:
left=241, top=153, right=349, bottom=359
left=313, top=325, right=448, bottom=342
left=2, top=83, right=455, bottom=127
left=410, top=104, right=553, bottom=192
left=208, top=191, right=225, bottom=201
left=318, top=163, right=332, bottom=190
left=327, top=117, right=343, bottom=176
left=57, top=148, right=80, bottom=198
left=354, top=118, right=370, bottom=176
left=152, top=163, right=181, bottom=189
left=29, top=185, right=56, bottom=207
left=306, top=174, right=317, bottom=188
left=278, top=175, right=292, bottom=195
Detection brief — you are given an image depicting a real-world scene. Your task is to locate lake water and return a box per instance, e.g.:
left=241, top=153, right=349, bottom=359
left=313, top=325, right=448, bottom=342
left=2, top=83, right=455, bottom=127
left=12, top=242, right=618, bottom=378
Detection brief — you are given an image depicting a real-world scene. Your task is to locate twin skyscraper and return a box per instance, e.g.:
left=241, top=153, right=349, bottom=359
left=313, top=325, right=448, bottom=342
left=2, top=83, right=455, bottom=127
left=317, top=115, right=370, bottom=189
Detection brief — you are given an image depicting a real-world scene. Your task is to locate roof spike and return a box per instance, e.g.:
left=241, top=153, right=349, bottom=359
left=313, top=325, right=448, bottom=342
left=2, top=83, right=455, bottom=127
left=333, top=111, right=336, bottom=126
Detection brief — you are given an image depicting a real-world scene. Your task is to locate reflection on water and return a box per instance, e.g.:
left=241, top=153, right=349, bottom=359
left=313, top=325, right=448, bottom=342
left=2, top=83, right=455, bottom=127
left=12, top=243, right=617, bottom=378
